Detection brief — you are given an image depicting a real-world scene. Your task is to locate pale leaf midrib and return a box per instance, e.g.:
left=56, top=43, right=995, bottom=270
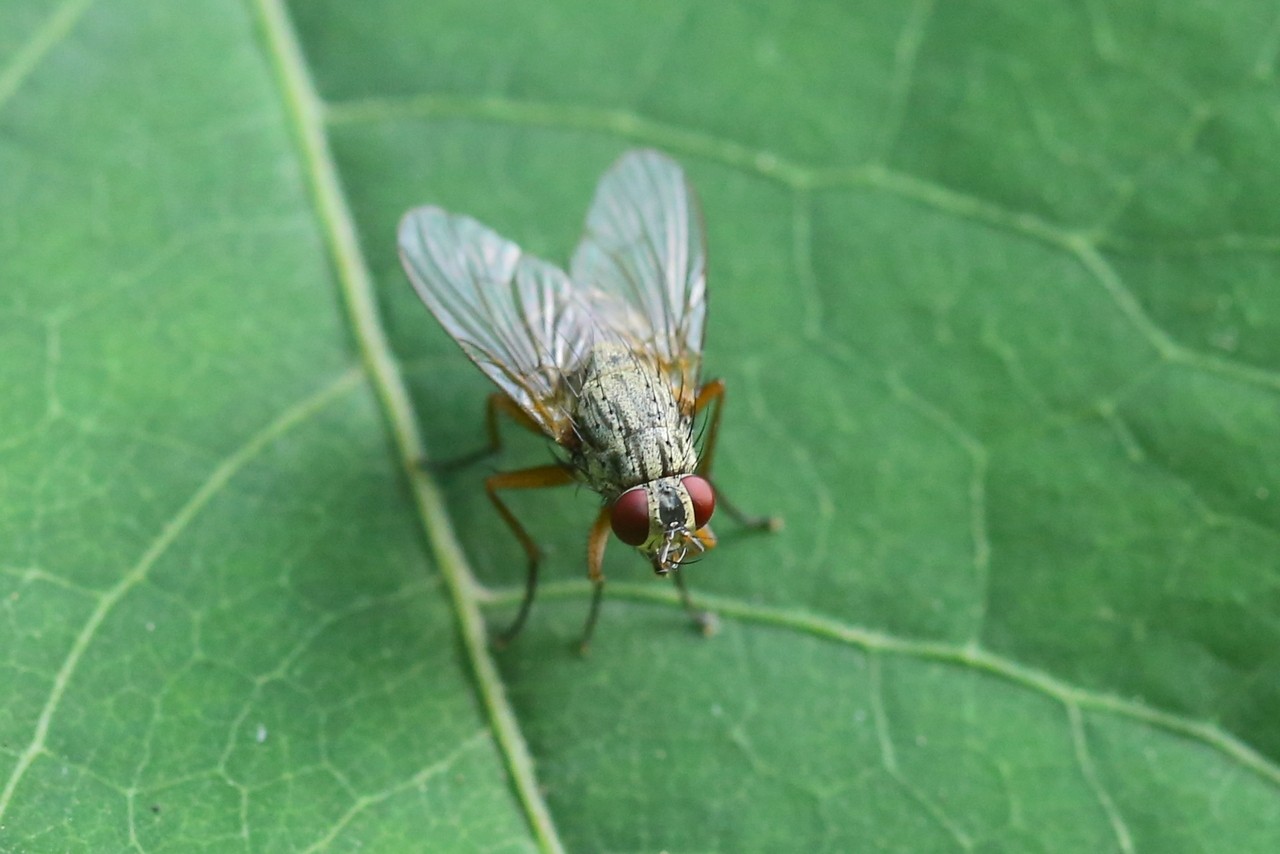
left=250, top=2, right=565, bottom=852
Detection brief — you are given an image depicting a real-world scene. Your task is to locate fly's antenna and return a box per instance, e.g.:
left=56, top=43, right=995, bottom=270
left=663, top=525, right=707, bottom=570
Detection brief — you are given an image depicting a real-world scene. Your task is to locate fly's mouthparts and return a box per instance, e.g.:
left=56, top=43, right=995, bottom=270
left=653, top=527, right=707, bottom=574
left=656, top=538, right=675, bottom=573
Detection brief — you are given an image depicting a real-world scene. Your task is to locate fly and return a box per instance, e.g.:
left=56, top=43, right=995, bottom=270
left=398, top=149, right=780, bottom=652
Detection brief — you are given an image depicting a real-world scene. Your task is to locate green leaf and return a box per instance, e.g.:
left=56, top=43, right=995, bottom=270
left=3, top=0, right=1278, bottom=851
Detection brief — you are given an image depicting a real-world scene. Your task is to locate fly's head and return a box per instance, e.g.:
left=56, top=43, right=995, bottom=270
left=609, top=475, right=716, bottom=574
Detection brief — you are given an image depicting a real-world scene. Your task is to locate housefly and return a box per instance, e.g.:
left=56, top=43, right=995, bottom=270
left=398, top=149, right=778, bottom=651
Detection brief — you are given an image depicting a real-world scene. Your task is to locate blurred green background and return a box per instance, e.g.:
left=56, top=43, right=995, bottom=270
left=2, top=0, right=1278, bottom=850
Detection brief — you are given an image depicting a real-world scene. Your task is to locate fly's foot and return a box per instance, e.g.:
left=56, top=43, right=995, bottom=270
left=689, top=608, right=720, bottom=637
left=735, top=510, right=783, bottom=533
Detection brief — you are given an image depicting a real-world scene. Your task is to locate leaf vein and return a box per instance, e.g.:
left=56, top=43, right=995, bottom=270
left=299, top=729, right=491, bottom=854
left=252, top=2, right=564, bottom=852
left=869, top=653, right=975, bottom=850
left=871, top=0, right=935, bottom=166
left=0, top=0, right=92, bottom=114
left=1067, top=703, right=1135, bottom=854
left=0, top=368, right=361, bottom=821
left=323, top=92, right=1280, bottom=393
left=485, top=578, right=1280, bottom=790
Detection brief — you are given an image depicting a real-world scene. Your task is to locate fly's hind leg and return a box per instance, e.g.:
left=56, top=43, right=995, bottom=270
left=693, top=379, right=783, bottom=532
left=485, top=463, right=577, bottom=647
left=577, top=507, right=612, bottom=656
left=431, top=392, right=544, bottom=471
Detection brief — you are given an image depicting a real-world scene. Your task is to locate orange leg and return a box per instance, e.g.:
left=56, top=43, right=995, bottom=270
left=434, top=392, right=545, bottom=470
left=662, top=381, right=779, bottom=640
left=691, top=379, right=727, bottom=477
left=579, top=507, right=716, bottom=649
left=577, top=506, right=613, bottom=655
left=484, top=392, right=545, bottom=449
left=692, top=379, right=781, bottom=531
left=486, top=463, right=577, bottom=646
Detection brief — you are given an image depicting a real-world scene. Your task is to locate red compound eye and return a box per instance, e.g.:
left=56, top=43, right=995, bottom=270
left=611, top=487, right=651, bottom=546
left=682, top=476, right=715, bottom=529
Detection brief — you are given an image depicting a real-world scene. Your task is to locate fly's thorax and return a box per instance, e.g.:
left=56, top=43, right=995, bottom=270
left=609, top=475, right=717, bottom=574
left=570, top=343, right=697, bottom=496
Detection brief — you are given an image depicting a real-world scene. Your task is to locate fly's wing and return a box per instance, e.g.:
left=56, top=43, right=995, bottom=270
left=569, top=149, right=707, bottom=401
left=398, top=207, right=590, bottom=439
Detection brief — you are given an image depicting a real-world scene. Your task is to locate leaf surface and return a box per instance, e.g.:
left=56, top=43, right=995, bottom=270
left=3, top=0, right=1278, bottom=851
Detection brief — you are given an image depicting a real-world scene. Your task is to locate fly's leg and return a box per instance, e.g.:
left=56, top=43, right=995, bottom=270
left=666, top=380, right=779, bottom=640
left=712, top=488, right=779, bottom=531
left=486, top=463, right=577, bottom=647
left=577, top=507, right=612, bottom=656
left=432, top=392, right=543, bottom=471
left=693, top=379, right=783, bottom=531
left=672, top=569, right=719, bottom=637
left=675, top=524, right=718, bottom=635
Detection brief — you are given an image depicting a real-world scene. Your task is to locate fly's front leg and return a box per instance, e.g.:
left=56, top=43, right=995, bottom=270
left=693, top=379, right=783, bottom=531
left=577, top=506, right=612, bottom=656
left=433, top=392, right=544, bottom=471
left=678, top=525, right=719, bottom=635
left=672, top=569, right=719, bottom=637
left=486, top=463, right=577, bottom=646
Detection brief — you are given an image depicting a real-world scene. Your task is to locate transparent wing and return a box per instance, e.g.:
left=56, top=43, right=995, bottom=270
left=570, top=149, right=707, bottom=395
left=398, top=206, right=591, bottom=438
